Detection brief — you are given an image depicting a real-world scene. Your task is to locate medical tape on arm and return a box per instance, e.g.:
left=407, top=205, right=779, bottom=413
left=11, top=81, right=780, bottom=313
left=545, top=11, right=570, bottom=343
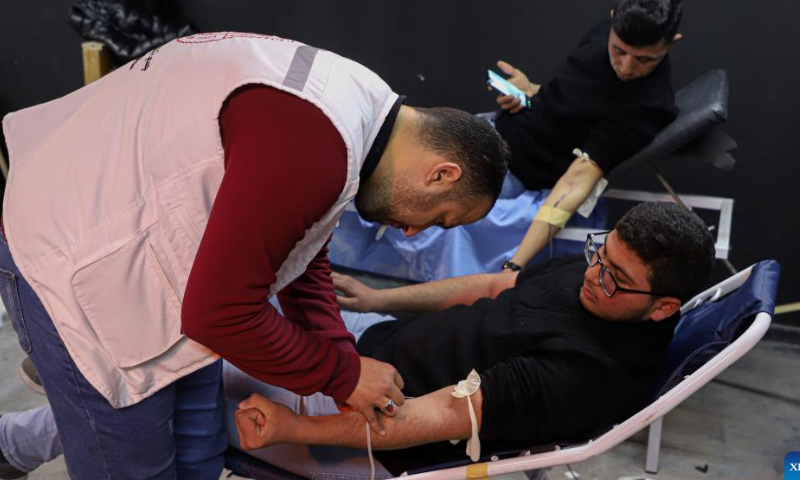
left=533, top=148, right=602, bottom=229
left=572, top=147, right=608, bottom=218
left=535, top=205, right=571, bottom=228
left=571, top=147, right=608, bottom=217
left=572, top=148, right=593, bottom=162
left=450, top=369, right=482, bottom=462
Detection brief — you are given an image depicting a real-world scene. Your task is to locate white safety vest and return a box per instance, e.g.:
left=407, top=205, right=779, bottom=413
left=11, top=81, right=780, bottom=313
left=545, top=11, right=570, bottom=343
left=2, top=32, right=398, bottom=408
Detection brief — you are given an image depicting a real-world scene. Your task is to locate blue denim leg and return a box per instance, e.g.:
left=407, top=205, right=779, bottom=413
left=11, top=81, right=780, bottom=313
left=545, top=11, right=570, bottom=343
left=173, top=359, right=227, bottom=479
left=0, top=235, right=224, bottom=479
left=0, top=362, right=226, bottom=480
left=0, top=235, right=178, bottom=479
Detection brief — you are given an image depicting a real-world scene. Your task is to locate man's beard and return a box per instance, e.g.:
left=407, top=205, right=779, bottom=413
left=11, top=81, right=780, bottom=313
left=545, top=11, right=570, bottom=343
left=355, top=173, right=447, bottom=224
left=355, top=173, right=393, bottom=223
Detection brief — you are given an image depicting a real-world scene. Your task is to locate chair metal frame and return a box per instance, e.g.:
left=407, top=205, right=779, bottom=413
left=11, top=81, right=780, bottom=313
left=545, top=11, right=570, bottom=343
left=556, top=188, right=734, bottom=261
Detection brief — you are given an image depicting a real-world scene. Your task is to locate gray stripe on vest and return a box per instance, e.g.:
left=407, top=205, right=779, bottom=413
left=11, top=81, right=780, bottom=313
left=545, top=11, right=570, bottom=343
left=283, top=46, right=320, bottom=91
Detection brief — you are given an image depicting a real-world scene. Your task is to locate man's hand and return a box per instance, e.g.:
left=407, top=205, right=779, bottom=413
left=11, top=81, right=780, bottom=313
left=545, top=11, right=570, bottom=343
left=235, top=393, right=295, bottom=450
left=492, top=60, right=540, bottom=114
left=346, top=357, right=405, bottom=436
left=332, top=272, right=383, bottom=312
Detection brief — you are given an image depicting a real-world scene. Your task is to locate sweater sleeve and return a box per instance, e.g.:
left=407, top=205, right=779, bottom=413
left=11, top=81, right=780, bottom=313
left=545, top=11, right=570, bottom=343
left=181, top=85, right=360, bottom=402
left=277, top=240, right=360, bottom=396
left=581, top=120, right=652, bottom=174
left=478, top=354, right=614, bottom=445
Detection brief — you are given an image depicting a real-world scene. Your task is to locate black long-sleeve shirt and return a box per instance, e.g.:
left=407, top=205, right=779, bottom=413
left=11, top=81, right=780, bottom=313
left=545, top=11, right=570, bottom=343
left=357, top=256, right=678, bottom=474
left=494, top=21, right=678, bottom=190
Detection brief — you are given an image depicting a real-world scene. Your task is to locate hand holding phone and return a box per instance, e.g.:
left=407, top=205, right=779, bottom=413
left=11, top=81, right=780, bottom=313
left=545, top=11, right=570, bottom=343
left=487, top=69, right=530, bottom=109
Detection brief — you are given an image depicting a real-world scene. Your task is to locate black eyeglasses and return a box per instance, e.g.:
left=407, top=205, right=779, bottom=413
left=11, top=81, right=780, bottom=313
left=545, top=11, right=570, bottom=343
left=584, top=231, right=673, bottom=298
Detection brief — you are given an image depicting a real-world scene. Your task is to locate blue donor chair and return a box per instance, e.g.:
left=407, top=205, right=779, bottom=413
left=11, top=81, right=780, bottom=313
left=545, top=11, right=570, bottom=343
left=399, top=260, right=779, bottom=479
left=224, top=260, right=779, bottom=479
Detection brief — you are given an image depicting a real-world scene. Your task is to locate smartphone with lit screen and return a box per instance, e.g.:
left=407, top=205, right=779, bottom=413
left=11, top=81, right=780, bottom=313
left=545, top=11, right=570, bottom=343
left=487, top=69, right=530, bottom=108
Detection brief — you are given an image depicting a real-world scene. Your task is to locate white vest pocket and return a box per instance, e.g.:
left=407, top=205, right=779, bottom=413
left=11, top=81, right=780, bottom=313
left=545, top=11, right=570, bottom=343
left=71, top=226, right=184, bottom=368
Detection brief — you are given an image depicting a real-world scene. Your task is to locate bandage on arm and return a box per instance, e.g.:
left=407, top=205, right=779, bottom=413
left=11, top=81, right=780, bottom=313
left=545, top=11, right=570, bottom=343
left=509, top=154, right=604, bottom=268
left=449, top=369, right=482, bottom=461
left=534, top=205, right=572, bottom=228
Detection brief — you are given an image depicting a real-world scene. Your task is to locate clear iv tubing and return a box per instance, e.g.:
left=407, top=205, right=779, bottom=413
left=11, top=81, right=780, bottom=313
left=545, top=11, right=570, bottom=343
left=366, top=422, right=376, bottom=480
left=363, top=396, right=415, bottom=480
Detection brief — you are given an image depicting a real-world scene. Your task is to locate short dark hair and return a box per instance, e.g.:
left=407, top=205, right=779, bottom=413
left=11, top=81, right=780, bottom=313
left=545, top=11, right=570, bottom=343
left=615, top=202, right=715, bottom=303
left=413, top=107, right=509, bottom=204
left=612, top=0, right=682, bottom=46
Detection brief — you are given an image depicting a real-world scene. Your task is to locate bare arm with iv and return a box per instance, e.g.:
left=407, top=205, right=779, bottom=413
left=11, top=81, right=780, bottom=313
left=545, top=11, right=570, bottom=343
left=508, top=153, right=605, bottom=269
left=235, top=382, right=483, bottom=451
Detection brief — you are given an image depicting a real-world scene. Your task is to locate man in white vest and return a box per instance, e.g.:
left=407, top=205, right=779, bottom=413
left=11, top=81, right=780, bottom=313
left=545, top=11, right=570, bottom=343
left=0, top=32, right=508, bottom=479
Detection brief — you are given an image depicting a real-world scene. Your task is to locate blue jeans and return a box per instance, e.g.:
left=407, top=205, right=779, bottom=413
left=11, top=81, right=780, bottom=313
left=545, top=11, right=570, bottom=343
left=0, top=233, right=226, bottom=479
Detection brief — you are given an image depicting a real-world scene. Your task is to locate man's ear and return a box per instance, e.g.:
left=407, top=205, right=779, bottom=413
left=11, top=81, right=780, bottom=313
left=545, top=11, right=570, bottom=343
left=647, top=297, right=682, bottom=322
left=670, top=33, right=683, bottom=44
left=426, top=162, right=462, bottom=187
left=610, top=9, right=615, bottom=19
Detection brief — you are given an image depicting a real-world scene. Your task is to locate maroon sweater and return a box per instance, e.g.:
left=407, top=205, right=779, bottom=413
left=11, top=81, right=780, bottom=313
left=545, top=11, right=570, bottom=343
left=181, top=86, right=360, bottom=402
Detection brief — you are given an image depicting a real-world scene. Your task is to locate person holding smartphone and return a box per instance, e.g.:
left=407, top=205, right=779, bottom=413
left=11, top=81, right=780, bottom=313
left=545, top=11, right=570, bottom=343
left=494, top=0, right=683, bottom=272
left=327, top=0, right=683, bottom=285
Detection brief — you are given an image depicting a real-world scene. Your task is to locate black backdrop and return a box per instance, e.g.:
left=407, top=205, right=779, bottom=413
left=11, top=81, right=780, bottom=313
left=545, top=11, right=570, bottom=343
left=1, top=1, right=798, bottom=324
